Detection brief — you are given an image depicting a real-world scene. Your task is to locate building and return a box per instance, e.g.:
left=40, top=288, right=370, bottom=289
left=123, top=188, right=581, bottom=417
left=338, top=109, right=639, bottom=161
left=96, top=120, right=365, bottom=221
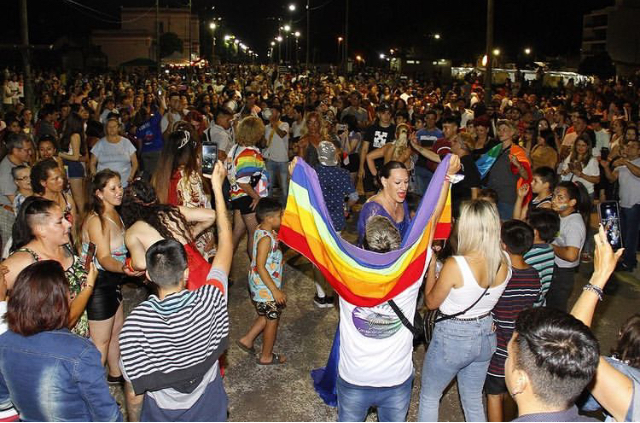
left=92, top=7, right=199, bottom=68
left=582, top=0, right=640, bottom=76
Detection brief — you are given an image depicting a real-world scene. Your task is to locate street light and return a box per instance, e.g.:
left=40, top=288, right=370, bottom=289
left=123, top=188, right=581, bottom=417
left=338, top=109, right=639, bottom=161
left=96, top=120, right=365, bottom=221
left=284, top=24, right=291, bottom=32
left=224, top=34, right=231, bottom=41
left=276, top=36, right=283, bottom=42
left=271, top=41, right=276, bottom=46
left=434, top=33, right=441, bottom=39
left=289, top=4, right=296, bottom=11
left=524, top=47, right=531, bottom=55
left=379, top=53, right=385, bottom=59
left=294, top=31, right=301, bottom=37
left=209, top=23, right=216, bottom=30
left=492, top=48, right=500, bottom=56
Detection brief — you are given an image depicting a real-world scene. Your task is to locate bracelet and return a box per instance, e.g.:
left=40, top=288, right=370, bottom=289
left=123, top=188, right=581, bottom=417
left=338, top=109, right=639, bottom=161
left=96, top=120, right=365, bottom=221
left=583, top=283, right=604, bottom=301
left=124, top=257, right=135, bottom=274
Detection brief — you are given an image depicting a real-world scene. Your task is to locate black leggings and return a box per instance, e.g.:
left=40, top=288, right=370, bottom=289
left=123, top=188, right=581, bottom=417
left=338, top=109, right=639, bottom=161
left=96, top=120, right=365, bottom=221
left=86, top=270, right=124, bottom=321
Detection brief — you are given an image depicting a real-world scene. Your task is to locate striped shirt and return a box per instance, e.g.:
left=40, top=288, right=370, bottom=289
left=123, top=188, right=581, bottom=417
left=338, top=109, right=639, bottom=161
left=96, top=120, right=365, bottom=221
left=524, top=243, right=555, bottom=307
left=488, top=266, right=540, bottom=378
left=227, top=144, right=267, bottom=201
left=119, top=281, right=229, bottom=397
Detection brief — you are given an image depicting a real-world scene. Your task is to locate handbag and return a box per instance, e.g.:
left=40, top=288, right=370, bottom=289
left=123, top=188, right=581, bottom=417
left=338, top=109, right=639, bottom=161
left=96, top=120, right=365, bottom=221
left=388, top=283, right=491, bottom=347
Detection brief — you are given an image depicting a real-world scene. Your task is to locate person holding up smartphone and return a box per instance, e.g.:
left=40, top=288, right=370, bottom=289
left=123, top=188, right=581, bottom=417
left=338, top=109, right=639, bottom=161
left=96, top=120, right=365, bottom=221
left=82, top=170, right=143, bottom=385
left=601, top=139, right=640, bottom=272
left=264, top=105, right=290, bottom=207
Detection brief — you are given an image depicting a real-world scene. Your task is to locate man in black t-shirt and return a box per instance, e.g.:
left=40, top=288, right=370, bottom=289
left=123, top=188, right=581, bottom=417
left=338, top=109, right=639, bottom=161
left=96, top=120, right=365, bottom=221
left=358, top=103, right=395, bottom=195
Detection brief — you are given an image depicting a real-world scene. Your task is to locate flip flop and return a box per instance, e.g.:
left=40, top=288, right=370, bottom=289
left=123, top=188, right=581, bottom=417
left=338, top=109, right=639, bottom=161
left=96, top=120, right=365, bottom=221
left=257, top=353, right=286, bottom=365
left=236, top=340, right=256, bottom=355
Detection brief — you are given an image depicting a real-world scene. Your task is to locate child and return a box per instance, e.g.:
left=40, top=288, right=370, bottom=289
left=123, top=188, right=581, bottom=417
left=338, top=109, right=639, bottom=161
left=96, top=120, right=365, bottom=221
left=486, top=220, right=541, bottom=422
left=237, top=198, right=286, bottom=365
left=524, top=208, right=561, bottom=307
left=548, top=181, right=591, bottom=311
left=513, top=166, right=556, bottom=220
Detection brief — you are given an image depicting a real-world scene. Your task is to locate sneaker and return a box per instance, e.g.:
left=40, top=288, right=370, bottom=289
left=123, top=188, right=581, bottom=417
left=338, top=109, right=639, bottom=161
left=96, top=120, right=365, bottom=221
left=313, top=295, right=334, bottom=308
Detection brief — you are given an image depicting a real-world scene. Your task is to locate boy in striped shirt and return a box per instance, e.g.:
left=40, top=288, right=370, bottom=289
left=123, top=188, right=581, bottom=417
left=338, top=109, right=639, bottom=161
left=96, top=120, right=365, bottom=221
left=524, top=209, right=560, bottom=307
left=486, top=220, right=541, bottom=422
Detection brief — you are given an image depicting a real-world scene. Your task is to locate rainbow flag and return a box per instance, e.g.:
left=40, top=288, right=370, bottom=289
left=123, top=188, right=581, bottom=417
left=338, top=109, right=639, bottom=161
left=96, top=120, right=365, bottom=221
left=278, top=155, right=452, bottom=307
left=476, top=142, right=532, bottom=201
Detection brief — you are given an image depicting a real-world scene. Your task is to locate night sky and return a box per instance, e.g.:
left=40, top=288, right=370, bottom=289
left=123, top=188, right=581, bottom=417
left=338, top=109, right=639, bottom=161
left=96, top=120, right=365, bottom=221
left=2, top=0, right=614, bottom=65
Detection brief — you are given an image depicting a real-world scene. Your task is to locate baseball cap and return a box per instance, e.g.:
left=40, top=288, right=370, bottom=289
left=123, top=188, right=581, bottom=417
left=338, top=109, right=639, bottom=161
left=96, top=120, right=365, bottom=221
left=317, top=141, right=338, bottom=166
left=377, top=103, right=392, bottom=113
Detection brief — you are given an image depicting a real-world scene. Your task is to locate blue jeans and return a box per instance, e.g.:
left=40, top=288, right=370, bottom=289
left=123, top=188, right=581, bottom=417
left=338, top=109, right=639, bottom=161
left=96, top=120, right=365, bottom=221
left=337, top=374, right=413, bottom=422
left=414, top=166, right=433, bottom=197
left=621, top=204, right=640, bottom=269
left=266, top=159, right=289, bottom=207
left=418, top=315, right=496, bottom=422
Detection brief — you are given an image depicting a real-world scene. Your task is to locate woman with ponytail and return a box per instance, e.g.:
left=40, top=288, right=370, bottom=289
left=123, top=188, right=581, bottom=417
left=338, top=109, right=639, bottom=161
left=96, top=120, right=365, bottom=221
left=547, top=180, right=591, bottom=311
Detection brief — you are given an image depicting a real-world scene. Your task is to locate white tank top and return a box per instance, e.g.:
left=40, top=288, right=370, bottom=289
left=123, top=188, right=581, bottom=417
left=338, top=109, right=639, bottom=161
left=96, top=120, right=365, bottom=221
left=439, top=254, right=512, bottom=318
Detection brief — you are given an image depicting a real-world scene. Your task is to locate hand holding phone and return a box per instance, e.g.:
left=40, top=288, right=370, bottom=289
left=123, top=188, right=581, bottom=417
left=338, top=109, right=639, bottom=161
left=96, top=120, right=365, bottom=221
left=598, top=201, right=623, bottom=250
left=202, top=143, right=218, bottom=175
left=84, top=242, right=96, bottom=270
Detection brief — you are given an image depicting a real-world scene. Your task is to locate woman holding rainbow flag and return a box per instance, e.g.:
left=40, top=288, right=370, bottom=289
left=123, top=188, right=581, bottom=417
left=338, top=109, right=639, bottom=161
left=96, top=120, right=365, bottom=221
left=280, top=153, right=459, bottom=421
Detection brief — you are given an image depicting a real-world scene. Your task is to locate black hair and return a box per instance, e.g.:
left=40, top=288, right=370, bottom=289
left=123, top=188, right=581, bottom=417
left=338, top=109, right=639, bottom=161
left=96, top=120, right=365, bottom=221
left=376, top=160, right=408, bottom=187
left=513, top=307, right=599, bottom=408
left=121, top=179, right=193, bottom=243
left=478, top=188, right=499, bottom=204
left=555, top=181, right=591, bottom=224
left=146, top=239, right=188, bottom=288
left=441, top=115, right=459, bottom=127
left=424, top=109, right=437, bottom=118
left=255, top=197, right=283, bottom=224
left=612, top=313, right=640, bottom=369
left=11, top=164, right=29, bottom=180
left=30, top=158, right=59, bottom=195
left=533, top=166, right=557, bottom=190
left=527, top=208, right=561, bottom=243
left=537, top=129, right=557, bottom=151
left=501, top=219, right=534, bottom=255
left=11, top=196, right=57, bottom=252
left=60, top=112, right=87, bottom=155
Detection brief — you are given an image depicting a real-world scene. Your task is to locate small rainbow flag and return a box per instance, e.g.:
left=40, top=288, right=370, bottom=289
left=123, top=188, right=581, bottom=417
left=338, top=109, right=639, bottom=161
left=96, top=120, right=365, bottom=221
left=278, top=155, right=452, bottom=307
left=476, top=142, right=532, bottom=202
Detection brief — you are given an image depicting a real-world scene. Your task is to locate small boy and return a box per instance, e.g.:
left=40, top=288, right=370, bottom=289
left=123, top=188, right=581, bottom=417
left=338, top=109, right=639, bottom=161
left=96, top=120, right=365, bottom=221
left=524, top=208, right=560, bottom=307
left=486, top=220, right=541, bottom=422
left=237, top=198, right=286, bottom=365
left=513, top=165, right=556, bottom=220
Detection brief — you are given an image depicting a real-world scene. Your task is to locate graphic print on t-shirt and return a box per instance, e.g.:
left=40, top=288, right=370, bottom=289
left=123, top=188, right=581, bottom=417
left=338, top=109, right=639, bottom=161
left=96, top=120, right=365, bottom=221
left=372, top=130, right=390, bottom=148
left=352, top=305, right=402, bottom=339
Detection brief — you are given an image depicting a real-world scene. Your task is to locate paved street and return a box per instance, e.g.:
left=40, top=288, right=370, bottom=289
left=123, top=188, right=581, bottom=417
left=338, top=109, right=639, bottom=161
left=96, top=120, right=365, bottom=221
left=115, top=213, right=640, bottom=422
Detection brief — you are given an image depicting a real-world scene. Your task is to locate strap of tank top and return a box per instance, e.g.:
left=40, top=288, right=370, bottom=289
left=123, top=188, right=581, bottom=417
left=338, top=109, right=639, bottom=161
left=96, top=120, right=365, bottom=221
left=14, top=247, right=40, bottom=262
left=441, top=256, right=491, bottom=320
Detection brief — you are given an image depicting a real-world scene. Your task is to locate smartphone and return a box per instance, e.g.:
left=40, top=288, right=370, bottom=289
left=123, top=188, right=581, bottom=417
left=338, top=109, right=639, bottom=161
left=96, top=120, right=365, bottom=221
left=84, top=242, right=96, bottom=270
left=600, top=147, right=610, bottom=161
left=202, top=143, right=218, bottom=175
left=598, top=201, right=623, bottom=250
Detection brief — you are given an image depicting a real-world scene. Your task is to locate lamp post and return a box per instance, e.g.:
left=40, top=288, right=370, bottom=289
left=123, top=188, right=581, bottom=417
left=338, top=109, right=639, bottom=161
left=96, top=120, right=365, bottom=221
left=209, top=22, right=216, bottom=64
left=337, top=36, right=343, bottom=66
left=294, top=31, right=301, bottom=65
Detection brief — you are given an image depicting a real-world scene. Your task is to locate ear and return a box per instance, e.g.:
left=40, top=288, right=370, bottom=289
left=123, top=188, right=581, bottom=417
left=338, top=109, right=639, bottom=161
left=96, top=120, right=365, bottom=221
left=569, top=198, right=577, bottom=208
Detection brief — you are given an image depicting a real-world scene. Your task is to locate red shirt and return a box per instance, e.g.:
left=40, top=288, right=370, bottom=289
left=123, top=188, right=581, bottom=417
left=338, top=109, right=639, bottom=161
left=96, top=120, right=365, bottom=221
left=426, top=138, right=452, bottom=172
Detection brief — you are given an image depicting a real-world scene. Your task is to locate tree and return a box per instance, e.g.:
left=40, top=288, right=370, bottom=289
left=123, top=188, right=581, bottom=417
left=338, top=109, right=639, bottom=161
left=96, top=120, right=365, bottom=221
left=579, top=52, right=616, bottom=79
left=159, top=32, right=183, bottom=58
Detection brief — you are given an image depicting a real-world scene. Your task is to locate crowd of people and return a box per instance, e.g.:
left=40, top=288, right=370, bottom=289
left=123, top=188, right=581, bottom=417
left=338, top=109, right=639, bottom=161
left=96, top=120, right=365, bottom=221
left=0, top=63, right=639, bottom=422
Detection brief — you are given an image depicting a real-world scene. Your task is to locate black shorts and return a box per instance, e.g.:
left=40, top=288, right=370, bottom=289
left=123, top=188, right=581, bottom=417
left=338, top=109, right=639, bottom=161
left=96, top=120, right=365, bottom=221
left=485, top=374, right=507, bottom=395
left=231, top=196, right=254, bottom=215
left=253, top=300, right=283, bottom=320
left=86, top=270, right=124, bottom=321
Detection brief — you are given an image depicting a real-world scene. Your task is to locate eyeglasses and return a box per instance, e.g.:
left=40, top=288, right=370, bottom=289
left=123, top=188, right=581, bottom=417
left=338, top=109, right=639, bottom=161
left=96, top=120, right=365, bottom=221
left=14, top=176, right=30, bottom=181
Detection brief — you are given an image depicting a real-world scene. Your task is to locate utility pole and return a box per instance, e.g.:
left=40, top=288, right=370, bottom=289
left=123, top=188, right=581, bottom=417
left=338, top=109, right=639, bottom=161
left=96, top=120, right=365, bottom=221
left=344, top=0, right=349, bottom=74
left=305, top=0, right=310, bottom=69
left=156, top=0, right=160, bottom=76
left=484, top=0, right=494, bottom=104
left=188, top=0, right=192, bottom=82
left=19, top=0, right=34, bottom=110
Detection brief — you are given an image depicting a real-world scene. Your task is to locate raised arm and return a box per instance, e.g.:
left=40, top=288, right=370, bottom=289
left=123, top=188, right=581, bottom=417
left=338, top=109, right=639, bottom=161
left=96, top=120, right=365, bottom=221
left=208, top=161, right=233, bottom=276
left=366, top=146, right=386, bottom=176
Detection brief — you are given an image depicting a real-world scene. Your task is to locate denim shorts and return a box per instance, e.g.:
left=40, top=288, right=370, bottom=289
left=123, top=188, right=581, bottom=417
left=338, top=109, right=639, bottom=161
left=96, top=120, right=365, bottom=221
left=63, top=160, right=85, bottom=178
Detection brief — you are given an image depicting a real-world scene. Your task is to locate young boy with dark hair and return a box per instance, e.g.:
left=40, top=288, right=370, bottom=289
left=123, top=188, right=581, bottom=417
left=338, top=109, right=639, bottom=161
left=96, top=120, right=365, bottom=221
left=237, top=197, right=287, bottom=365
left=524, top=208, right=560, bottom=307
left=486, top=220, right=541, bottom=422
left=513, top=165, right=556, bottom=219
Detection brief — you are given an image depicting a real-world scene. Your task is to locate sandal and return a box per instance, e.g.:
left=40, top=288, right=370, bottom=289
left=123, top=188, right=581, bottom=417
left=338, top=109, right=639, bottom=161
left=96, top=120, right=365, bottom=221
left=236, top=340, right=256, bottom=355
left=257, top=353, right=286, bottom=365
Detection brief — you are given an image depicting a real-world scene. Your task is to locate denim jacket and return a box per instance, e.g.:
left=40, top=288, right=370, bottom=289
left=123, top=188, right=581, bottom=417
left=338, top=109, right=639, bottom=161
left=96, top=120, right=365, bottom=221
left=0, top=328, right=122, bottom=422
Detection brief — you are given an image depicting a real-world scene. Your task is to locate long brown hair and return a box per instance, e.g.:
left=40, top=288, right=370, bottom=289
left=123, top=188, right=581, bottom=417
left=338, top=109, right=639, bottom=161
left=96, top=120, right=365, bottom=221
left=151, top=129, right=200, bottom=204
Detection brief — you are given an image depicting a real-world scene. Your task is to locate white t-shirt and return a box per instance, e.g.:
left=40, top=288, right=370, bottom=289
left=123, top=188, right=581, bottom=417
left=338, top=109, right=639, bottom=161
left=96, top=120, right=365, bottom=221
left=264, top=122, right=289, bottom=162
left=338, top=280, right=421, bottom=387
left=593, top=129, right=610, bottom=156
left=617, top=157, right=640, bottom=208
left=91, top=137, right=137, bottom=187
left=559, top=156, right=600, bottom=194
left=160, top=111, right=183, bottom=133
left=553, top=213, right=586, bottom=268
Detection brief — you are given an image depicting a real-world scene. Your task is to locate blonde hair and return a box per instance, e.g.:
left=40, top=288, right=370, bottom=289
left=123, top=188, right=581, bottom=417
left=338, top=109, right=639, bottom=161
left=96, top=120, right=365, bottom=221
left=299, top=111, right=324, bottom=138
left=456, top=132, right=475, bottom=153
left=236, top=116, right=265, bottom=147
left=455, top=199, right=507, bottom=285
left=392, top=123, right=410, bottom=161
left=364, top=215, right=401, bottom=253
